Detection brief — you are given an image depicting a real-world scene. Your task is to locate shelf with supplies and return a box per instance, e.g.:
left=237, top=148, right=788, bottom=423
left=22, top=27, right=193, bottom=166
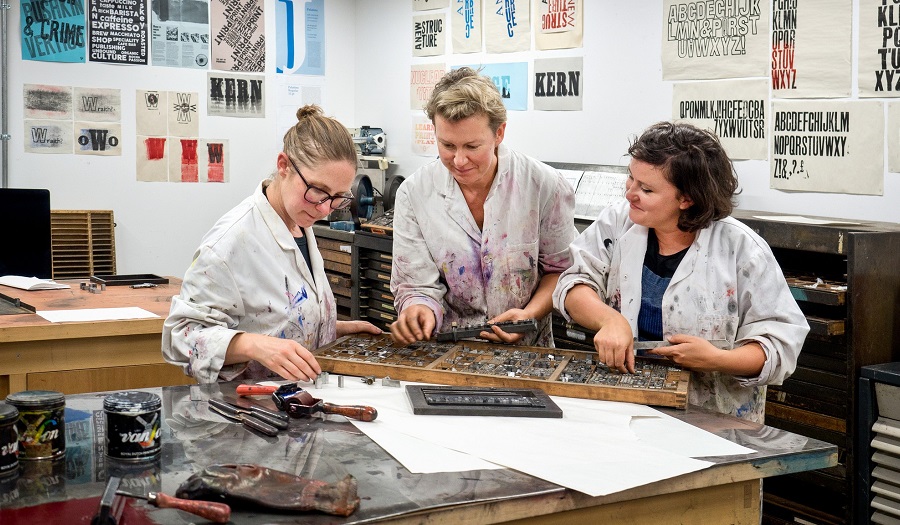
left=731, top=210, right=900, bottom=525
left=352, top=230, right=396, bottom=330
left=312, top=226, right=355, bottom=321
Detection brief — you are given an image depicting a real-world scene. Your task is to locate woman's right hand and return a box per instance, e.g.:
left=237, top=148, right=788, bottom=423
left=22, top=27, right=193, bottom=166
left=227, top=332, right=322, bottom=382
left=592, top=313, right=635, bottom=374
left=389, top=304, right=436, bottom=345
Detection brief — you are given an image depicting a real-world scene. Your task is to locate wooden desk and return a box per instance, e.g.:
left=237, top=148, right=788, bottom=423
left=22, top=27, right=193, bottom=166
left=0, top=383, right=837, bottom=524
left=0, top=278, right=194, bottom=397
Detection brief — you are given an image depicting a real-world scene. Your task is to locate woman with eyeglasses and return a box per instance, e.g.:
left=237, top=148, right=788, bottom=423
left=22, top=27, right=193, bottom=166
left=163, top=105, right=380, bottom=383
left=552, top=122, right=809, bottom=422
left=390, top=67, right=576, bottom=347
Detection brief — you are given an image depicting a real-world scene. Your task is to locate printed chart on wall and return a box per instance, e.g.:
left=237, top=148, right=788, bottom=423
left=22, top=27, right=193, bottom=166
left=211, top=0, right=265, bottom=72
left=770, top=101, right=883, bottom=195
left=859, top=0, right=900, bottom=97
left=672, top=79, right=768, bottom=160
left=534, top=57, right=583, bottom=111
left=413, top=12, right=446, bottom=57
left=459, top=63, right=528, bottom=110
left=88, top=0, right=148, bottom=65
left=662, top=0, right=770, bottom=80
left=23, top=84, right=123, bottom=156
left=771, top=0, right=851, bottom=98
left=150, top=0, right=211, bottom=69
left=485, top=0, right=530, bottom=53
left=534, top=0, right=583, bottom=50
left=21, top=1, right=86, bottom=62
left=275, top=0, right=325, bottom=75
left=451, top=0, right=482, bottom=54
left=411, top=63, right=446, bottom=110
left=208, top=72, right=265, bottom=118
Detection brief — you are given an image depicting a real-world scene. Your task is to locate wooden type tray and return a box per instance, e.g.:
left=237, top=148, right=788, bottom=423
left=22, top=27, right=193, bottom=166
left=313, top=334, right=691, bottom=409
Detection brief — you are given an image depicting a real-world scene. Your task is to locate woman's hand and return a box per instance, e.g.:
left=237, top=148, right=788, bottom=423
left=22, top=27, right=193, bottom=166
left=390, top=304, right=436, bottom=345
left=593, top=314, right=635, bottom=374
left=649, top=334, right=765, bottom=376
left=336, top=320, right=382, bottom=338
left=480, top=308, right=531, bottom=344
left=227, top=332, right=322, bottom=382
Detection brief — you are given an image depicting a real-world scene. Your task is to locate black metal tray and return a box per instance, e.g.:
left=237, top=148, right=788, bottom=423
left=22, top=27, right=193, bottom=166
left=406, top=385, right=563, bottom=418
left=90, top=274, right=169, bottom=286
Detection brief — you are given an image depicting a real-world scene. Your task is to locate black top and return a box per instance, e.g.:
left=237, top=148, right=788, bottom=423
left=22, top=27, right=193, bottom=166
left=642, top=229, right=689, bottom=279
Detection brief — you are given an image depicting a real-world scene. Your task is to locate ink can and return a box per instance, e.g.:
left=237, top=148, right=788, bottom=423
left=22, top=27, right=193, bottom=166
left=0, top=402, right=19, bottom=476
left=5, top=390, right=65, bottom=461
left=104, top=391, right=161, bottom=461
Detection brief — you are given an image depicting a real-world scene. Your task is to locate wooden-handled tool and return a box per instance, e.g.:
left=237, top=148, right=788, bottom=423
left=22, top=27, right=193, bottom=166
left=117, top=490, right=231, bottom=523
left=283, top=390, right=378, bottom=422
left=235, top=384, right=278, bottom=396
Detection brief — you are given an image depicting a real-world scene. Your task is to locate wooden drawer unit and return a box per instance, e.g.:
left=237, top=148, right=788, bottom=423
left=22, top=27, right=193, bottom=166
left=313, top=226, right=355, bottom=321
left=352, top=230, right=396, bottom=330
left=732, top=210, right=900, bottom=525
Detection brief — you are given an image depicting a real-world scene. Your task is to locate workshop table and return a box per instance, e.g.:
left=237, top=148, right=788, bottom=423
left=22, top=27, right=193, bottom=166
left=0, top=278, right=193, bottom=397
left=0, top=382, right=837, bottom=524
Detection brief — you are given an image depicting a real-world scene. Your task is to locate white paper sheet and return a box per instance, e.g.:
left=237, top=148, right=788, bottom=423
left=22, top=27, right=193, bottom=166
left=752, top=215, right=861, bottom=225
left=37, top=307, right=159, bottom=323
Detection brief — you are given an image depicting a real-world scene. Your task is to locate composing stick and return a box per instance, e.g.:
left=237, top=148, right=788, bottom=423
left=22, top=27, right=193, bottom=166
left=436, top=319, right=539, bottom=342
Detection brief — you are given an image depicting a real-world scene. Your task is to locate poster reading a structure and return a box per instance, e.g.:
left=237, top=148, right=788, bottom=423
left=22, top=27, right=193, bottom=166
left=21, top=0, right=86, bottom=63
left=413, top=13, right=447, bottom=57
left=150, top=0, right=210, bottom=69
left=673, top=79, right=768, bottom=160
left=772, top=0, right=851, bottom=98
left=451, top=0, right=482, bottom=54
left=411, top=63, right=445, bottom=110
left=88, top=0, right=148, bottom=65
left=533, top=57, right=583, bottom=111
left=859, top=0, right=900, bottom=97
left=412, top=116, right=437, bottom=157
left=459, top=62, right=528, bottom=110
left=770, top=101, right=883, bottom=195
left=276, top=0, right=325, bottom=75
left=208, top=72, right=265, bottom=117
left=662, top=0, right=769, bottom=80
left=211, top=0, right=265, bottom=72
left=485, top=0, right=530, bottom=53
left=534, top=0, right=583, bottom=50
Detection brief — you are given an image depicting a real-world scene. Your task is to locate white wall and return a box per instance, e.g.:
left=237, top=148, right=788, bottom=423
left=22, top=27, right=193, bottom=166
left=5, top=1, right=898, bottom=277
left=5, top=1, right=357, bottom=277
left=354, top=1, right=900, bottom=225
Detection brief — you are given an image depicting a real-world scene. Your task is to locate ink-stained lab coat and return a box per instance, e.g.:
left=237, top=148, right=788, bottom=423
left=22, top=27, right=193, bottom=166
left=391, top=144, right=576, bottom=346
left=162, top=180, right=337, bottom=383
left=552, top=201, right=809, bottom=423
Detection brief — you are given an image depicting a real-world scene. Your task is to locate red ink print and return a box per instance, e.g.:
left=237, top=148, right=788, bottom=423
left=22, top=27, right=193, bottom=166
left=207, top=142, right=224, bottom=183
left=145, top=137, right=166, bottom=160
left=181, top=139, right=198, bottom=182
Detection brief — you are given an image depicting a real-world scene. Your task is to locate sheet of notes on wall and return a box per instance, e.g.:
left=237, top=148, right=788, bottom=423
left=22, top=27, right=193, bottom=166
left=558, top=169, right=628, bottom=220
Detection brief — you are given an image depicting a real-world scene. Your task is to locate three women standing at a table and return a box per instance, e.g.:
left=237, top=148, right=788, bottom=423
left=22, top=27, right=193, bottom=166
left=163, top=105, right=379, bottom=383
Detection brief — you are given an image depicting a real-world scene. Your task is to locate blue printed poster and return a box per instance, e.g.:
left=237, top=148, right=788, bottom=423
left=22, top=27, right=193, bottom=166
left=457, top=62, right=528, bottom=111
left=21, top=0, right=87, bottom=63
left=276, top=0, right=325, bottom=75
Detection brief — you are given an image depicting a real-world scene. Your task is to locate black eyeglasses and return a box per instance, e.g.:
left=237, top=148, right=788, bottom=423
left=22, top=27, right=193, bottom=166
left=287, top=156, right=354, bottom=210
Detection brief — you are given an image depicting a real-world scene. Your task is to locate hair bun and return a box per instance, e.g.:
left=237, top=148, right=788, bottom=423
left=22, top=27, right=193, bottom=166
left=296, top=104, right=323, bottom=122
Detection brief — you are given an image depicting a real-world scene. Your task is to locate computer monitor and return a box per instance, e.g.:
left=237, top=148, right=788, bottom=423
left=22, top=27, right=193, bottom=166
left=0, top=188, right=53, bottom=279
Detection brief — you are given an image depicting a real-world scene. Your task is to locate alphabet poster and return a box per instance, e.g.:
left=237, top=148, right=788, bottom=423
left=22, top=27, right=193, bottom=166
left=533, top=56, right=583, bottom=111
left=662, top=0, right=769, bottom=80
left=275, top=0, right=325, bottom=75
left=88, top=0, right=148, bottom=65
left=21, top=0, right=86, bottom=63
left=211, top=0, right=265, bottom=72
left=451, top=0, right=482, bottom=54
left=207, top=72, right=265, bottom=117
left=772, top=0, right=851, bottom=98
left=459, top=62, right=527, bottom=110
left=770, top=101, right=883, bottom=195
left=485, top=0, right=530, bottom=53
left=150, top=0, right=211, bottom=69
left=413, top=13, right=446, bottom=56
left=534, top=0, right=583, bottom=50
left=411, top=63, right=446, bottom=110
left=672, top=79, right=768, bottom=160
left=859, top=0, right=900, bottom=97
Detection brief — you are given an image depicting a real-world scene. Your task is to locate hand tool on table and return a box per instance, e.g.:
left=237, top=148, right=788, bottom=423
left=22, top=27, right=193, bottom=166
left=91, top=476, right=123, bottom=525
left=633, top=339, right=732, bottom=358
left=208, top=399, right=280, bottom=436
left=235, top=383, right=281, bottom=395
left=116, top=490, right=231, bottom=523
left=217, top=398, right=289, bottom=429
left=279, top=389, right=378, bottom=422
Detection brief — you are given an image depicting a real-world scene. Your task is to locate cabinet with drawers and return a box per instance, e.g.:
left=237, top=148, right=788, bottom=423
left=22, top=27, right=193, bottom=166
left=351, top=230, right=397, bottom=330
left=312, top=226, right=355, bottom=321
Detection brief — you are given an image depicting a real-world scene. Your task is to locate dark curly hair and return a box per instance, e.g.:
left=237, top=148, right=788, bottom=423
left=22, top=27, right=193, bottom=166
left=627, top=121, right=739, bottom=232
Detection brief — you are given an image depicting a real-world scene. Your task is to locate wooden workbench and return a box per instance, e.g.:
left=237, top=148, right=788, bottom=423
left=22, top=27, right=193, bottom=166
left=0, top=278, right=194, bottom=397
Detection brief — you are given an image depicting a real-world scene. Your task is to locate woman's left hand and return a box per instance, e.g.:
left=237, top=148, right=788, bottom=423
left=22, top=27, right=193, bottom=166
left=479, top=309, right=531, bottom=344
left=647, top=334, right=727, bottom=371
left=336, top=320, right=383, bottom=338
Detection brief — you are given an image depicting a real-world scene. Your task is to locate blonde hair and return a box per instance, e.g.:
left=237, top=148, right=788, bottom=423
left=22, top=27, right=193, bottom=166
left=425, top=67, right=507, bottom=133
left=282, top=105, right=357, bottom=168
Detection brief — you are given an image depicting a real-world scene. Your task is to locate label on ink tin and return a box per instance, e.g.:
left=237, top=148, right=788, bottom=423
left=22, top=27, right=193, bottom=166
left=16, top=408, right=65, bottom=460
left=106, top=410, right=161, bottom=460
left=0, top=424, right=18, bottom=475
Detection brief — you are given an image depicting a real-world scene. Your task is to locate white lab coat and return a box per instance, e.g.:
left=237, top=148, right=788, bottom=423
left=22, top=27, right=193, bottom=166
left=162, top=180, right=337, bottom=383
left=553, top=201, right=809, bottom=423
left=391, top=143, right=576, bottom=346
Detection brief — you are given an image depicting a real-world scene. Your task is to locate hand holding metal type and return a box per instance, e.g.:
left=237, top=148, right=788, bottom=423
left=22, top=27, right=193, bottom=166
left=116, top=490, right=231, bottom=523
left=208, top=399, right=280, bottom=436
left=280, top=389, right=378, bottom=422
left=436, top=318, right=539, bottom=342
left=633, top=339, right=732, bottom=359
